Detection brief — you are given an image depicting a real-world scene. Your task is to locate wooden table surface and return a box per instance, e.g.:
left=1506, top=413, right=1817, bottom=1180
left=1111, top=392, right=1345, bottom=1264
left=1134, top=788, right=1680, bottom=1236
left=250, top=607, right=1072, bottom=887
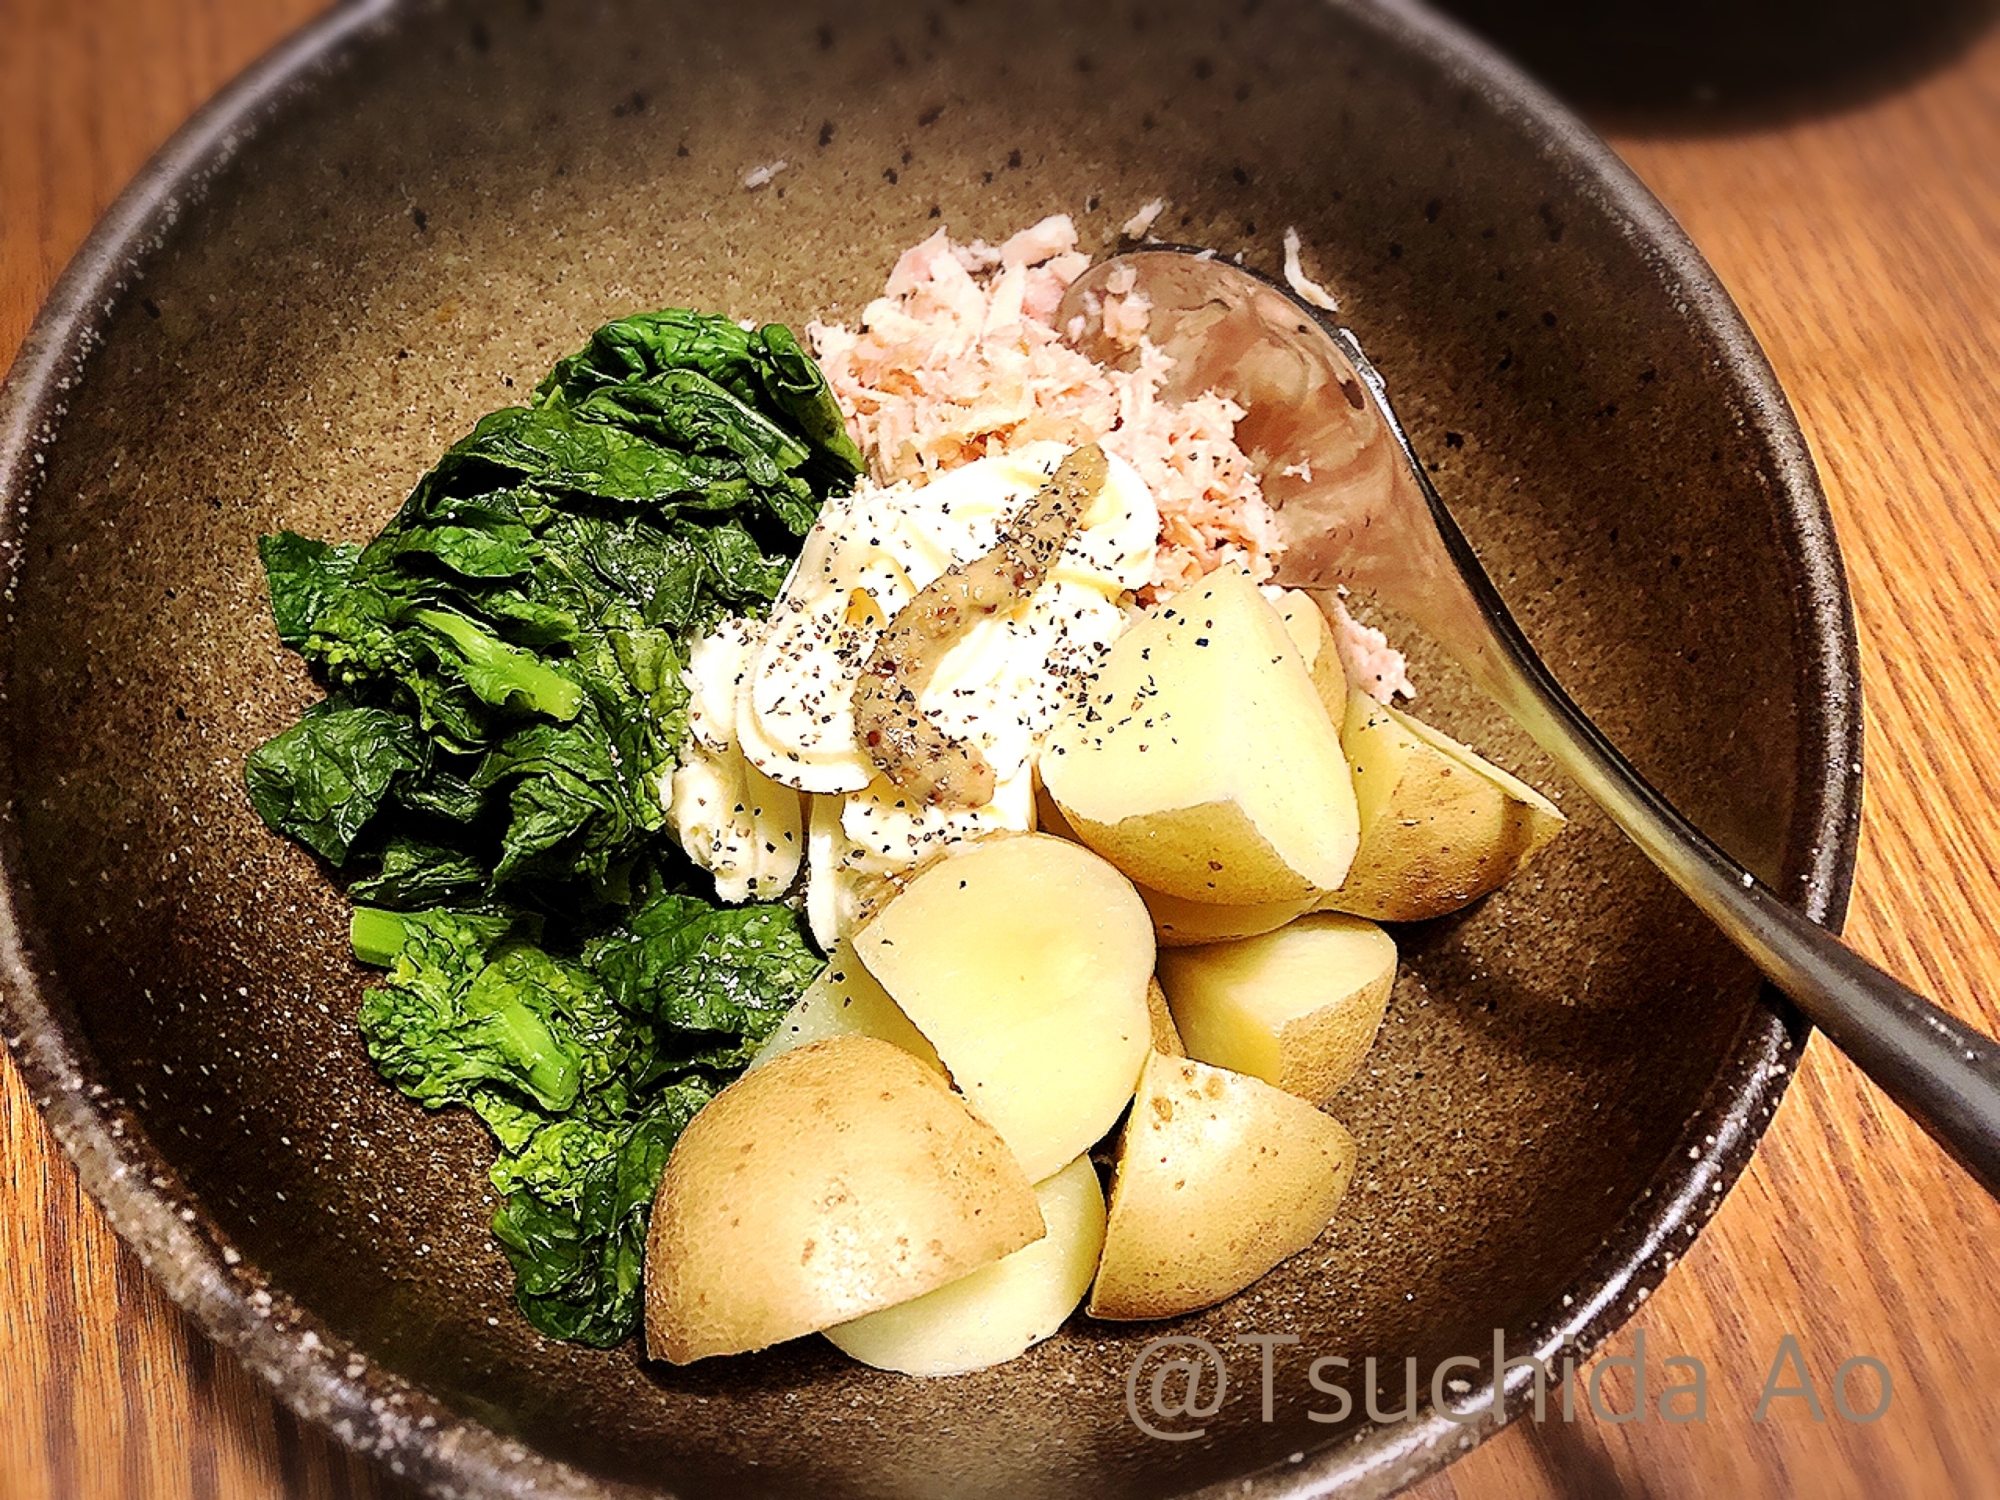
left=6, top=2, right=2000, bottom=1496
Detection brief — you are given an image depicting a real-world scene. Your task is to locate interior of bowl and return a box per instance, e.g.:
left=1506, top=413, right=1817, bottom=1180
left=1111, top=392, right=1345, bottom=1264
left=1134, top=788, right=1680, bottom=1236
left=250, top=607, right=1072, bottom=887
left=0, top=0, right=1856, bottom=1496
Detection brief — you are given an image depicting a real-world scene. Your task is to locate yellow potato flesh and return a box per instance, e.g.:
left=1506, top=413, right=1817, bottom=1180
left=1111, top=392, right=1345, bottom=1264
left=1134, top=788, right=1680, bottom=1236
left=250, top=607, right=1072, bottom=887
left=1157, top=913, right=1396, bottom=1102
left=824, top=1155, right=1106, bottom=1376
left=1088, top=1052, right=1356, bottom=1320
left=1325, top=691, right=1565, bottom=922
left=853, top=835, right=1154, bottom=1182
left=746, top=939, right=946, bottom=1076
left=1277, top=589, right=1346, bottom=720
left=1041, top=567, right=1360, bottom=905
left=644, top=1036, right=1043, bottom=1363
left=1140, top=881, right=1320, bottom=948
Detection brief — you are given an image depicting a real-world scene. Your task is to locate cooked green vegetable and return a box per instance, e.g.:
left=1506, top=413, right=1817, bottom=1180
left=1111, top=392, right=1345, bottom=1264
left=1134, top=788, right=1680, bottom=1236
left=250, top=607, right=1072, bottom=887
left=250, top=311, right=857, bottom=913
left=343, top=890, right=814, bottom=1346
left=244, top=703, right=421, bottom=865
left=491, top=1083, right=712, bottom=1346
left=353, top=907, right=588, bottom=1114
left=247, top=310, right=858, bottom=1346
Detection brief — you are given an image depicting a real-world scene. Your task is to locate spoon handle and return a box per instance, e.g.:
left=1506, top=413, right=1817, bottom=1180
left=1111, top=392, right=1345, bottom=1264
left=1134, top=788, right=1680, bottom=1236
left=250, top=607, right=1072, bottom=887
left=1504, top=638, right=2000, bottom=1197
left=1389, top=399, right=2000, bottom=1197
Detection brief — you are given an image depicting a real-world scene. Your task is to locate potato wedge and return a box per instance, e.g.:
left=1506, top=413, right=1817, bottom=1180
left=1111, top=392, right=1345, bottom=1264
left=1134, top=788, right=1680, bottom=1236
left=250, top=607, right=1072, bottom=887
left=746, top=939, right=946, bottom=1076
left=825, top=1155, right=1106, bottom=1376
left=645, top=1037, right=1043, bottom=1363
left=1326, top=691, right=1565, bottom=922
left=1042, top=567, right=1360, bottom=905
left=1088, top=1052, right=1356, bottom=1320
left=1157, top=913, right=1395, bottom=1102
left=1140, top=882, right=1320, bottom=948
left=853, top=835, right=1153, bottom=1181
left=1277, top=589, right=1345, bottom=720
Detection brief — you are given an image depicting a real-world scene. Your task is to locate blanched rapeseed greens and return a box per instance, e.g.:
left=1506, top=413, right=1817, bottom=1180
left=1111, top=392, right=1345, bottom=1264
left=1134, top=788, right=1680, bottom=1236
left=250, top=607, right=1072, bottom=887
left=245, top=310, right=859, bottom=1346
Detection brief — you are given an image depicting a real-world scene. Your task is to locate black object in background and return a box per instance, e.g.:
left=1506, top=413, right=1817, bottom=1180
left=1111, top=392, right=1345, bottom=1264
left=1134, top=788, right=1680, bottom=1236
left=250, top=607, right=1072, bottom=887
left=1432, top=0, right=1999, bottom=126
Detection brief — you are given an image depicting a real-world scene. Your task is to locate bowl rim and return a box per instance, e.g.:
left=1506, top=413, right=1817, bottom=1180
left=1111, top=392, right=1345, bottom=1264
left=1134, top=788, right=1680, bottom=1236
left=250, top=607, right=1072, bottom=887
left=0, top=0, right=1862, bottom=1496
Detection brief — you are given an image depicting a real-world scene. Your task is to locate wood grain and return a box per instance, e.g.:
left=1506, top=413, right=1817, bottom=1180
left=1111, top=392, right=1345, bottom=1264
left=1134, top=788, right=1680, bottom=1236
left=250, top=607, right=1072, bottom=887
left=1, top=9, right=403, bottom=1498
left=5, top=2, right=2000, bottom=1496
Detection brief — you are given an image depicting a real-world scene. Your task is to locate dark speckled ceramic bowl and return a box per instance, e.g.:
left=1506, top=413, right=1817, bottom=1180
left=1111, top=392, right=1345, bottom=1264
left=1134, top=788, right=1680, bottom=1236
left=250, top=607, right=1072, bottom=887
left=0, top=0, right=1860, bottom=1495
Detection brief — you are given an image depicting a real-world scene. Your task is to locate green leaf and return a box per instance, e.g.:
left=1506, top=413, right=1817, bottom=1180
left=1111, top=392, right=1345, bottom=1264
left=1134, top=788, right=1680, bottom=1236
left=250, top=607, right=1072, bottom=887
left=754, top=322, right=866, bottom=484
left=369, top=520, right=537, bottom=579
left=348, top=836, right=488, bottom=909
left=490, top=1083, right=712, bottom=1347
left=451, top=405, right=713, bottom=507
left=243, top=703, right=419, bottom=864
left=259, top=532, right=364, bottom=647
left=472, top=711, right=653, bottom=894
left=590, top=893, right=819, bottom=1043
left=535, top=309, right=762, bottom=409
left=247, top=301, right=862, bottom=1347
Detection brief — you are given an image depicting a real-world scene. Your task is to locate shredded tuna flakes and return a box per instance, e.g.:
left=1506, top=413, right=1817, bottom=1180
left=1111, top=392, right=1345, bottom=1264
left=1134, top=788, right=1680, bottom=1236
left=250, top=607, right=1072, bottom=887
left=807, top=213, right=1284, bottom=602
left=1283, top=226, right=1341, bottom=312
left=1122, top=197, right=1165, bottom=239
left=1328, top=594, right=1414, bottom=702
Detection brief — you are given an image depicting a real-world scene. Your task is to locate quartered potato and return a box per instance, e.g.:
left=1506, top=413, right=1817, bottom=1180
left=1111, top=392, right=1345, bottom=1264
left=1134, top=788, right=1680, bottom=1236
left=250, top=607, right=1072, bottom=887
left=852, top=834, right=1154, bottom=1182
left=644, top=1037, right=1044, bottom=1364
left=1042, top=567, right=1360, bottom=905
left=825, top=1155, right=1106, bottom=1376
left=1326, top=691, right=1565, bottom=922
left=1088, top=1052, right=1356, bottom=1320
left=1158, top=913, right=1395, bottom=1102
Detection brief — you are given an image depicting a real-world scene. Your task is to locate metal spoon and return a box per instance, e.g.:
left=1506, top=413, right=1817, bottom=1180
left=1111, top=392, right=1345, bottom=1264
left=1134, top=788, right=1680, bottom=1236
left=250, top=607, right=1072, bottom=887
left=1061, top=248, right=2000, bottom=1197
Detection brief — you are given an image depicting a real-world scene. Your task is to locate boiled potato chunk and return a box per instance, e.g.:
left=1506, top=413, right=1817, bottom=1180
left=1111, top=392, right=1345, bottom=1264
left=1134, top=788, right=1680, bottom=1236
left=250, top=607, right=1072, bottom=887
left=1326, top=691, right=1565, bottom=922
left=1088, top=1052, right=1356, bottom=1320
left=825, top=1155, right=1106, bottom=1375
left=645, top=1036, right=1043, bottom=1363
left=853, top=835, right=1153, bottom=1182
left=1277, top=589, right=1345, bottom=720
left=1141, top=882, right=1320, bottom=948
left=1042, top=567, right=1360, bottom=905
left=1157, top=913, right=1395, bottom=1102
left=746, top=939, right=946, bottom=1076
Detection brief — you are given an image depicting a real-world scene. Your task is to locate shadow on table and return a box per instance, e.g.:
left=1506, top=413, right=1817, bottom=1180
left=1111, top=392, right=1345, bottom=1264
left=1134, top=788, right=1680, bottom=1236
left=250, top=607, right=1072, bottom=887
left=1430, top=0, right=2000, bottom=134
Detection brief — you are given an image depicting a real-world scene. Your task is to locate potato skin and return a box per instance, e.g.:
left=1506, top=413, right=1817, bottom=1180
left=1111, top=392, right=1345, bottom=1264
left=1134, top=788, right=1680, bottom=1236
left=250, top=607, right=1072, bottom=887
left=1062, top=798, right=1327, bottom=906
left=1144, top=976, right=1186, bottom=1056
left=1159, top=913, right=1395, bottom=1103
left=1326, top=692, right=1564, bottom=922
left=645, top=1036, right=1044, bottom=1364
left=1088, top=1053, right=1356, bottom=1321
left=1276, top=589, right=1346, bottom=720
